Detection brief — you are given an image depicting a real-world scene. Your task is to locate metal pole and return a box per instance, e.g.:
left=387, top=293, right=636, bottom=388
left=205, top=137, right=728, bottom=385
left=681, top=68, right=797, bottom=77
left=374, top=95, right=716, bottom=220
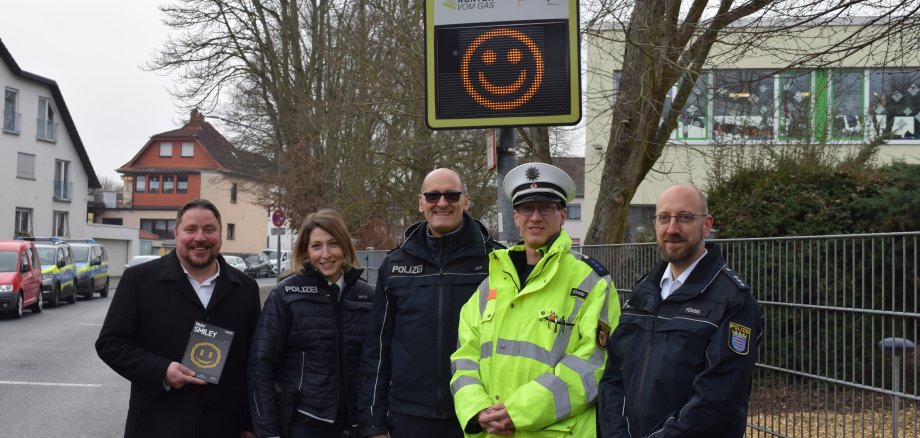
left=496, top=128, right=519, bottom=243
left=276, top=233, right=281, bottom=279
left=892, top=357, right=900, bottom=438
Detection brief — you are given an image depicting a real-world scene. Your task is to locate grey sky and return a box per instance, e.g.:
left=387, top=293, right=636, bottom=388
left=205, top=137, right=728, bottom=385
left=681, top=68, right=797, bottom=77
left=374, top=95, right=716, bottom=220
left=1, top=1, right=183, bottom=182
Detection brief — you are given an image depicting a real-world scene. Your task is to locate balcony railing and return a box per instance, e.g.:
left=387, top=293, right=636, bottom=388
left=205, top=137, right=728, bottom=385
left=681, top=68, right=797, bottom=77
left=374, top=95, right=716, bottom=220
left=3, top=110, right=21, bottom=133
left=36, top=118, right=58, bottom=141
left=53, top=180, right=72, bottom=201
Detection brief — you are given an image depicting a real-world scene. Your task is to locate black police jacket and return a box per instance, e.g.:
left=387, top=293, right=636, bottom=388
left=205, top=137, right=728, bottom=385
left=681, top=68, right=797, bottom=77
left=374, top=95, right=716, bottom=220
left=248, top=264, right=374, bottom=437
left=599, top=242, right=764, bottom=438
left=359, top=213, right=503, bottom=436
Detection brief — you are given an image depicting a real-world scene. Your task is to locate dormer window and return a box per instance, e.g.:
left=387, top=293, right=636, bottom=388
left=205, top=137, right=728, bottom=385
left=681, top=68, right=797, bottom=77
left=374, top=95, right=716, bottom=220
left=160, top=142, right=173, bottom=157
left=181, top=142, right=194, bottom=157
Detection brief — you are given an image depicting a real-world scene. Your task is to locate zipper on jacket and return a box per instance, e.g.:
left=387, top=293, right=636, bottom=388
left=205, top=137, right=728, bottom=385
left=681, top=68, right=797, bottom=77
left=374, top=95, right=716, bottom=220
left=333, top=283, right=346, bottom=422
left=436, top=265, right=445, bottom=417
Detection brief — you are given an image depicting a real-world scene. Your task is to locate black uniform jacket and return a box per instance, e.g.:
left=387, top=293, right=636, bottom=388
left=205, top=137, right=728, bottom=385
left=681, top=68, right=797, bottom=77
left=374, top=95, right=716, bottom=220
left=359, top=213, right=503, bottom=437
left=248, top=263, right=374, bottom=436
left=96, top=251, right=261, bottom=438
left=599, top=242, right=764, bottom=438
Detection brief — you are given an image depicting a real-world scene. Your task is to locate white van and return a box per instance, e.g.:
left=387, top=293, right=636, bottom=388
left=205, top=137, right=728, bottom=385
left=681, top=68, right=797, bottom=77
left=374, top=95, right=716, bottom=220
left=261, top=249, right=292, bottom=277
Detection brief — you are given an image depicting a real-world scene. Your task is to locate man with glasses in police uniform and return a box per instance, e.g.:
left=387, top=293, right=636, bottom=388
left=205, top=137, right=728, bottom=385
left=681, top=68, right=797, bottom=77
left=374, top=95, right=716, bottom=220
left=451, top=162, right=618, bottom=437
left=598, top=184, right=763, bottom=438
left=360, top=168, right=502, bottom=438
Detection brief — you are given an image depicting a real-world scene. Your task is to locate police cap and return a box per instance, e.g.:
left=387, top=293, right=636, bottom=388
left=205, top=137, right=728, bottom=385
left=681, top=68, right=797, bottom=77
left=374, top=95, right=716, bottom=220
left=503, top=162, right=576, bottom=207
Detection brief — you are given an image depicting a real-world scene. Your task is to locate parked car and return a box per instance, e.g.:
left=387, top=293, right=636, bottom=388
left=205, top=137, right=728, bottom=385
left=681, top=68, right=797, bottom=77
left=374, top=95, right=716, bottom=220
left=0, top=240, right=43, bottom=318
left=223, top=255, right=247, bottom=273
left=67, top=239, right=110, bottom=300
left=125, top=255, right=160, bottom=269
left=242, top=253, right=272, bottom=278
left=261, top=249, right=292, bottom=277
left=32, top=238, right=77, bottom=307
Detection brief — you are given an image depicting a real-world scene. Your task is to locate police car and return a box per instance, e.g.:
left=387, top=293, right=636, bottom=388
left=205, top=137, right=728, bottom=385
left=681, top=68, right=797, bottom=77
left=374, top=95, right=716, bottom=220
left=29, top=238, right=78, bottom=307
left=67, top=239, right=110, bottom=300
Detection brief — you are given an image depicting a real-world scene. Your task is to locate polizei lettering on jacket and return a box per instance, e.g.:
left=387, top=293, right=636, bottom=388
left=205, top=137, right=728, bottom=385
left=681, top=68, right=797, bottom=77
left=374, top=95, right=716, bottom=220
left=286, top=285, right=319, bottom=294
left=392, top=264, right=424, bottom=274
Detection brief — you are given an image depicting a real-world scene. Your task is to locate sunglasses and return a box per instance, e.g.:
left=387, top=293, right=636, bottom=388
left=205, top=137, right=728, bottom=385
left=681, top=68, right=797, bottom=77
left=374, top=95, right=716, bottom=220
left=422, top=191, right=463, bottom=204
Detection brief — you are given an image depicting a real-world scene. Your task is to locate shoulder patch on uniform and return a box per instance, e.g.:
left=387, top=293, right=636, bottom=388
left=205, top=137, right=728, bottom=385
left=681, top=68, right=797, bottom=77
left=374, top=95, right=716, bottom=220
left=728, top=322, right=752, bottom=355
left=596, top=321, right=610, bottom=351
left=570, top=288, right=588, bottom=299
left=721, top=266, right=750, bottom=290
left=575, top=253, right=609, bottom=276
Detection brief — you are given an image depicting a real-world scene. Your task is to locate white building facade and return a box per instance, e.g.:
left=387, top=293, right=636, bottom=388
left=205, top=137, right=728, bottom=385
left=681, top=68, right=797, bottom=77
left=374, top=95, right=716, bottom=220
left=0, top=39, right=99, bottom=239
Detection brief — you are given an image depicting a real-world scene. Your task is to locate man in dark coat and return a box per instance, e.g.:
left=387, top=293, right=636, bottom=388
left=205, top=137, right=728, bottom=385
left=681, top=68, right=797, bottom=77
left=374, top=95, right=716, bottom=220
left=599, top=184, right=763, bottom=438
left=359, top=168, right=502, bottom=438
left=96, top=199, right=261, bottom=438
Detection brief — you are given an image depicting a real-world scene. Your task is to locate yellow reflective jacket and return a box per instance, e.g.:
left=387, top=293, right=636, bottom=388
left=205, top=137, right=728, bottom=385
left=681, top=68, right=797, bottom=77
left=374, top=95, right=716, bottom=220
left=451, top=230, right=620, bottom=437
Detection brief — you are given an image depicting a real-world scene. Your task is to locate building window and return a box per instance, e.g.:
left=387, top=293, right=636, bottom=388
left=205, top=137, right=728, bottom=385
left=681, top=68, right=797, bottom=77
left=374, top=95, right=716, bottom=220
left=227, top=223, right=235, bottom=240
left=778, top=71, right=814, bottom=140
left=149, top=175, right=160, bottom=193
left=102, top=218, right=123, bottom=225
left=177, top=175, right=188, bottom=193
left=54, top=160, right=71, bottom=201
left=868, top=69, right=920, bottom=140
left=140, top=219, right=176, bottom=240
left=135, top=175, right=146, bottom=192
left=14, top=208, right=32, bottom=237
left=163, top=175, right=175, bottom=193
left=181, top=142, right=194, bottom=157
left=53, top=211, right=70, bottom=238
left=37, top=97, right=57, bottom=141
left=675, top=74, right=709, bottom=141
left=16, top=153, right=35, bottom=179
left=566, top=204, right=582, bottom=220
left=159, top=142, right=173, bottom=157
left=832, top=70, right=864, bottom=140
left=713, top=70, right=775, bottom=142
left=230, top=182, right=238, bottom=204
left=4, top=88, right=20, bottom=133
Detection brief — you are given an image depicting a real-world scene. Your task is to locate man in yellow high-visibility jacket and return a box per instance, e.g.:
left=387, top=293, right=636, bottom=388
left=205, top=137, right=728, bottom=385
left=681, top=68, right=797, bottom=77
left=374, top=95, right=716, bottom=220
left=451, top=162, right=620, bottom=437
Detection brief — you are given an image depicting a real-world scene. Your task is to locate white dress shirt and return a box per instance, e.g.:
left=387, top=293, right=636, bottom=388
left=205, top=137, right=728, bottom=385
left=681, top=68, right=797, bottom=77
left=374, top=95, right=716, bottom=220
left=182, top=263, right=221, bottom=308
left=660, top=250, right=707, bottom=301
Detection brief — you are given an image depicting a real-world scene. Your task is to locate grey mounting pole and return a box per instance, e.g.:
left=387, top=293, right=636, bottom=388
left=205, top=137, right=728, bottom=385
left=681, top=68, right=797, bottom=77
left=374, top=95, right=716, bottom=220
left=496, top=127, right=519, bottom=243
left=877, top=337, right=917, bottom=438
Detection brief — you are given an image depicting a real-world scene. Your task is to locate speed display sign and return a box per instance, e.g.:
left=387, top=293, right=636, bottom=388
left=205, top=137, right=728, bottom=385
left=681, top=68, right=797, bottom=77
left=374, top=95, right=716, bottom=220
left=425, top=0, right=580, bottom=129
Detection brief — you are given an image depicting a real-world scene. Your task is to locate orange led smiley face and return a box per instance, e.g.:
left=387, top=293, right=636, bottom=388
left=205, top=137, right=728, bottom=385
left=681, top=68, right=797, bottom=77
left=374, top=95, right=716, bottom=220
left=461, top=28, right=545, bottom=111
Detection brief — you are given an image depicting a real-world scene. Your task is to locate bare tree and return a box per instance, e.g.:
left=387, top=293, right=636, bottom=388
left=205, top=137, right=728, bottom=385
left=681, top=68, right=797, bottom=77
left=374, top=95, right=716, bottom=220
left=583, top=0, right=920, bottom=243
left=151, top=0, right=498, bottom=246
left=98, top=175, right=124, bottom=192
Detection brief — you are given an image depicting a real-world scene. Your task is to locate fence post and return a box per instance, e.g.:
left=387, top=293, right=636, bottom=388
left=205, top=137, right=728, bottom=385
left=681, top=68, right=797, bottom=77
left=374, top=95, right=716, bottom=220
left=877, top=337, right=917, bottom=438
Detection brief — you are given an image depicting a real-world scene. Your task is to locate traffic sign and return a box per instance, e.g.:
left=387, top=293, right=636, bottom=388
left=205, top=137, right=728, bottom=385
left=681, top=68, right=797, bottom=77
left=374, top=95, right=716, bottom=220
left=271, top=209, right=286, bottom=227
left=425, top=0, right=580, bottom=129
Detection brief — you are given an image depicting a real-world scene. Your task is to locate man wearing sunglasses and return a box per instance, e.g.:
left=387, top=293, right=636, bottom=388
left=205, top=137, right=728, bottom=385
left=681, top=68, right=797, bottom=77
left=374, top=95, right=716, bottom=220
left=360, top=168, right=502, bottom=438
left=451, top=162, right=619, bottom=437
left=598, top=184, right=763, bottom=438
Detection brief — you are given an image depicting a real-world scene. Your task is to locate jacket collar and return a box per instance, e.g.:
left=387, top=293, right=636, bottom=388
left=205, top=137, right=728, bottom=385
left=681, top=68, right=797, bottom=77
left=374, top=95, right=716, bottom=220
left=630, top=242, right=725, bottom=311
left=400, top=212, right=493, bottom=265
left=298, top=262, right=365, bottom=289
left=155, top=250, right=242, bottom=310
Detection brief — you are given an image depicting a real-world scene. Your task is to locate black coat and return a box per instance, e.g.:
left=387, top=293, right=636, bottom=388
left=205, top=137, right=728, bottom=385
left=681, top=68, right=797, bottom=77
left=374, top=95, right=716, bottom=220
left=248, top=264, right=374, bottom=437
left=598, top=242, right=764, bottom=438
left=96, top=251, right=261, bottom=438
left=359, top=213, right=503, bottom=437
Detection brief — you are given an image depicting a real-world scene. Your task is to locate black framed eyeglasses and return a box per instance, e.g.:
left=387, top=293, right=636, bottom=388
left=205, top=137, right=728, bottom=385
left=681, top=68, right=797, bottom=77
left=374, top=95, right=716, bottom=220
left=653, top=213, right=706, bottom=227
left=516, top=204, right=560, bottom=217
left=422, top=191, right=463, bottom=204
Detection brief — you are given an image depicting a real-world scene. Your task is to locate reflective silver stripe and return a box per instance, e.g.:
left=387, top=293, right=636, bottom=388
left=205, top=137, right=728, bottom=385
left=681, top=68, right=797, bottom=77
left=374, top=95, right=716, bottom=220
left=561, top=354, right=600, bottom=404
left=477, top=280, right=490, bottom=317
left=452, top=358, right=479, bottom=374
left=481, top=341, right=493, bottom=359
left=496, top=338, right=552, bottom=366
left=535, top=372, right=571, bottom=419
left=451, top=375, right=480, bottom=395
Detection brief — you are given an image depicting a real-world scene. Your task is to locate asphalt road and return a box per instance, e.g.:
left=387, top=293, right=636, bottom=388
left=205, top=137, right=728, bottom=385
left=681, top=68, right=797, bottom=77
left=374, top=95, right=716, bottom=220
left=0, top=276, right=277, bottom=438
